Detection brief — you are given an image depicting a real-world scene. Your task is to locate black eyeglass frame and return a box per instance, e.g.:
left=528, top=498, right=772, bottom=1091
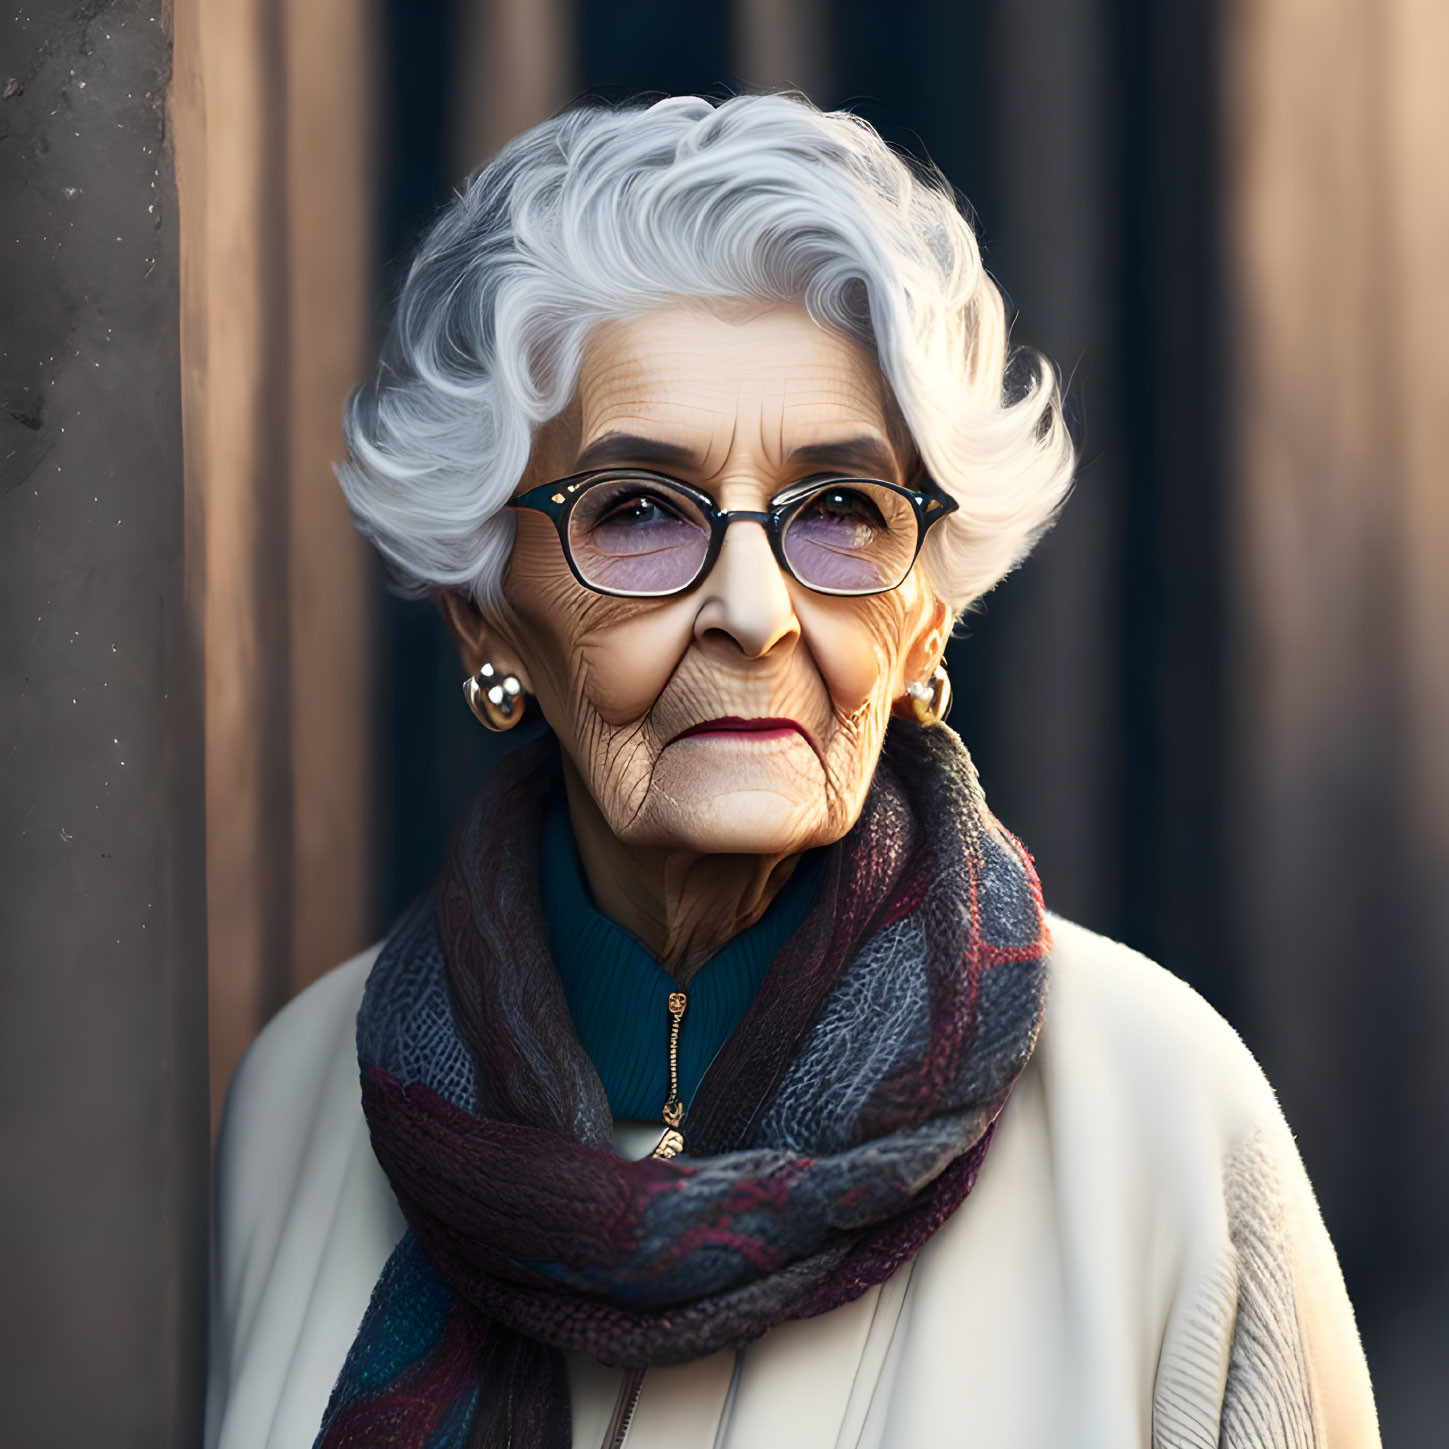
left=505, top=468, right=960, bottom=599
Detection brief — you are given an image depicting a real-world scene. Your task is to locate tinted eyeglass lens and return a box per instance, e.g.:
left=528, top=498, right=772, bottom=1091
left=567, top=474, right=711, bottom=594
left=781, top=481, right=919, bottom=593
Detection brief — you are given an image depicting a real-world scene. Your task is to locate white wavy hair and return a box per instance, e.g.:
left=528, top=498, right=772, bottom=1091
left=339, top=92, right=1075, bottom=618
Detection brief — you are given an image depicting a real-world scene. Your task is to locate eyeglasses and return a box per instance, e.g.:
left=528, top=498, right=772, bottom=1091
left=506, top=469, right=958, bottom=599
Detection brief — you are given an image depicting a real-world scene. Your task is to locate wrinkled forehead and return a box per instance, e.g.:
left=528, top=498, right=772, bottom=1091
left=553, top=301, right=917, bottom=481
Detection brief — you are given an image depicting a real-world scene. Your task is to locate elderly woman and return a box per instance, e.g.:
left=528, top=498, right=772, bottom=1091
left=205, top=95, right=1377, bottom=1449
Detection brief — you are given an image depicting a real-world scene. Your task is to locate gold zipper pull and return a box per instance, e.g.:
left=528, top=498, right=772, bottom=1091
left=651, top=991, right=688, bottom=1159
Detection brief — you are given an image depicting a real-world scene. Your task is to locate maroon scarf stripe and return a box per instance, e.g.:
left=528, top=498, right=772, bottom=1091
left=318, top=1302, right=486, bottom=1448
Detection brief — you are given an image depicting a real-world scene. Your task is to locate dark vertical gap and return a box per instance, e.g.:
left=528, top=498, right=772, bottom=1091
left=1158, top=0, right=1232, bottom=1019
left=1111, top=0, right=1161, bottom=977
left=257, top=0, right=296, bottom=1015
left=374, top=0, right=469, bottom=932
left=1110, top=0, right=1234, bottom=1021
left=825, top=0, right=996, bottom=214
left=578, top=1, right=731, bottom=96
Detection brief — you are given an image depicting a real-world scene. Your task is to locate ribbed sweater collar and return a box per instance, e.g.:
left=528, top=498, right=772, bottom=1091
left=540, top=794, right=823, bottom=1121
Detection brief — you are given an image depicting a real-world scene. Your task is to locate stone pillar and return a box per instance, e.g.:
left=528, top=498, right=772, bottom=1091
left=0, top=3, right=208, bottom=1445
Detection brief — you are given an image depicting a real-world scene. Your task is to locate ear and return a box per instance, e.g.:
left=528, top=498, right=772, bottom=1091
left=435, top=590, right=536, bottom=695
left=891, top=592, right=952, bottom=720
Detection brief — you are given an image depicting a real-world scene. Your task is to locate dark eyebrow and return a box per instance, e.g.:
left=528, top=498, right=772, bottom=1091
left=573, top=431, right=903, bottom=480
left=785, top=435, right=901, bottom=481
left=573, top=432, right=705, bottom=473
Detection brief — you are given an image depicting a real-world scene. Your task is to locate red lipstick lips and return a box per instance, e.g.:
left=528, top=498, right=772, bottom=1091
left=669, top=716, right=813, bottom=748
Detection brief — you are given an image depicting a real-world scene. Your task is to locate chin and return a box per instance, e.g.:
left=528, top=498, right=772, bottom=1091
left=607, top=742, right=841, bottom=853
left=615, top=787, right=832, bottom=856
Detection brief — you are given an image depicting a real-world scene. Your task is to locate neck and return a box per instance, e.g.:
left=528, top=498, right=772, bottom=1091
left=559, top=758, right=800, bottom=984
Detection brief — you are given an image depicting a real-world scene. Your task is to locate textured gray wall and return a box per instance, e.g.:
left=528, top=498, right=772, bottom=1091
left=0, top=3, right=208, bottom=1445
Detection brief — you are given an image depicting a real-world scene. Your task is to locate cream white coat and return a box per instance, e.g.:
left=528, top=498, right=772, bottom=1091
left=204, top=915, right=1379, bottom=1449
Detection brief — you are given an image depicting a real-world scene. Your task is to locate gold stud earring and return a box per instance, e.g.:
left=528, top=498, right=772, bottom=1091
left=906, top=664, right=952, bottom=727
left=463, top=662, right=525, bottom=731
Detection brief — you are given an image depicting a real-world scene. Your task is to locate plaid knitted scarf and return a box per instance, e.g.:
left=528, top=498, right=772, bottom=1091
left=315, top=720, right=1050, bottom=1448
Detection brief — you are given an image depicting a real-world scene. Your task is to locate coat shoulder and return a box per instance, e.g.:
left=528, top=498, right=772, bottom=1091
left=224, top=942, right=380, bottom=1111
left=1038, top=912, right=1284, bottom=1143
left=232, top=943, right=381, bottom=1092
left=1032, top=916, right=1381, bottom=1444
left=207, top=942, right=397, bottom=1449
left=214, top=943, right=384, bottom=1233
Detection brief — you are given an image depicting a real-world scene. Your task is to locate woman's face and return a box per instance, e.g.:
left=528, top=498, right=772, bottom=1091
left=470, top=300, right=948, bottom=857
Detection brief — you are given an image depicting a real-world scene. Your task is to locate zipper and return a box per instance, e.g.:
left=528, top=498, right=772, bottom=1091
left=650, top=990, right=688, bottom=1159
left=605, top=991, right=690, bottom=1446
left=602, top=1366, right=647, bottom=1449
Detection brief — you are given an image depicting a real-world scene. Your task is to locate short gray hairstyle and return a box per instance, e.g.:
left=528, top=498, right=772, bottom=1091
left=339, top=93, right=1075, bottom=618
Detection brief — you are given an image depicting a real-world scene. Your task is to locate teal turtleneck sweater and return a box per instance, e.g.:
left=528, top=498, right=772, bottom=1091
left=540, top=794, right=823, bottom=1121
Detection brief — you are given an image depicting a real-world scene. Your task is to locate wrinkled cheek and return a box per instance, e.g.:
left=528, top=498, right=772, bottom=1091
left=570, top=625, right=682, bottom=727
left=803, top=594, right=913, bottom=821
left=504, top=545, right=680, bottom=732
left=803, top=596, right=908, bottom=720
left=570, top=652, right=666, bottom=730
left=501, top=539, right=582, bottom=697
left=509, top=586, right=592, bottom=717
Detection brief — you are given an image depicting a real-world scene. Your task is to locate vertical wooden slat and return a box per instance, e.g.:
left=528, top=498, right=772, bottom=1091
left=1387, top=7, right=1449, bottom=937
left=1225, top=0, right=1449, bottom=1399
left=175, top=0, right=375, bottom=1125
left=453, top=0, right=574, bottom=179
left=1381, top=0, right=1449, bottom=1299
left=1228, top=0, right=1401, bottom=1215
left=733, top=0, right=831, bottom=99
left=284, top=0, right=377, bottom=1000
left=187, top=0, right=295, bottom=1124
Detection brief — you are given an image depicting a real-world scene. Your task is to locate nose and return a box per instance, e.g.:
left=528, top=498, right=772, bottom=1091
left=691, top=516, right=800, bottom=659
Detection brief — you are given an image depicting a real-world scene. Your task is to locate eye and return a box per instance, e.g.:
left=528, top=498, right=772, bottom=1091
left=594, top=490, right=687, bottom=529
left=795, top=486, right=889, bottom=531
